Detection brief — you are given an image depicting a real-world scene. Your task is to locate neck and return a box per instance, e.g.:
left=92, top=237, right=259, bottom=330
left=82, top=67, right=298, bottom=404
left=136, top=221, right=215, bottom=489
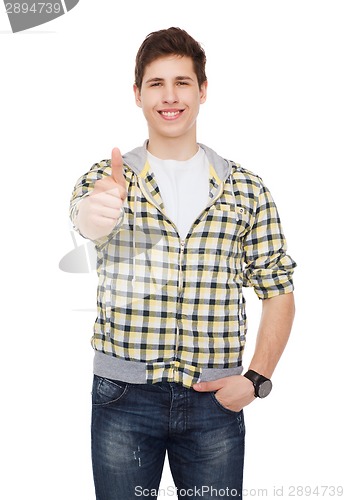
left=147, top=130, right=199, bottom=160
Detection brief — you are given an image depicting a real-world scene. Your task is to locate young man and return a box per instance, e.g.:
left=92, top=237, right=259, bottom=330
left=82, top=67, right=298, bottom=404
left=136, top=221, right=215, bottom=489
left=70, top=27, right=296, bottom=500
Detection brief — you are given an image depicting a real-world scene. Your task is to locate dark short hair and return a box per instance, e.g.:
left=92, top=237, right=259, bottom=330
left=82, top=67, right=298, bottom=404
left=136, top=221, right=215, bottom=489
left=135, top=27, right=207, bottom=90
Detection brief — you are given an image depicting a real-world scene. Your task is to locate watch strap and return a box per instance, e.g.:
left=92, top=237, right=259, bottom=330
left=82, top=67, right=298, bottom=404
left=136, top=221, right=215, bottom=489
left=243, top=369, right=271, bottom=397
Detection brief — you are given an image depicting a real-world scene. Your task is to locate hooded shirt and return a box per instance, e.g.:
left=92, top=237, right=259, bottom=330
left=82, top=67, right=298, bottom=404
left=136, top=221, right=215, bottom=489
left=70, top=143, right=296, bottom=388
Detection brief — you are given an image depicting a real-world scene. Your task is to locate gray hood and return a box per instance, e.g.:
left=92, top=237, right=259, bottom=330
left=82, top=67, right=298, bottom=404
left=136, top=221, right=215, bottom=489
left=122, top=141, right=233, bottom=182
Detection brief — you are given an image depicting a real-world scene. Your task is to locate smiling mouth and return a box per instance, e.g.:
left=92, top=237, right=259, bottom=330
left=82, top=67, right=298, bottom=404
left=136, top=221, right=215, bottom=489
left=158, top=109, right=184, bottom=120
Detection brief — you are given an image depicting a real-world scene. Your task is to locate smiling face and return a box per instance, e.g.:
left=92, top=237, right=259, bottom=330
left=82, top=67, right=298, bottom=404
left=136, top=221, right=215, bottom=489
left=134, top=55, right=207, bottom=151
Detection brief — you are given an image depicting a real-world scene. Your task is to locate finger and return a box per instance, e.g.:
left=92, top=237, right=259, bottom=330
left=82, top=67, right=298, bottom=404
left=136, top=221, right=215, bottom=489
left=193, top=379, right=225, bottom=392
left=111, top=147, right=126, bottom=189
left=90, top=210, right=122, bottom=228
left=95, top=208, right=123, bottom=223
left=92, top=203, right=123, bottom=219
left=93, top=178, right=127, bottom=201
left=91, top=185, right=121, bottom=202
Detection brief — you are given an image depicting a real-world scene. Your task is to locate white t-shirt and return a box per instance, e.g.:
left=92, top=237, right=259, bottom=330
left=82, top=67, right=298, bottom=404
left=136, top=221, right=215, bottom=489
left=146, top=147, right=209, bottom=240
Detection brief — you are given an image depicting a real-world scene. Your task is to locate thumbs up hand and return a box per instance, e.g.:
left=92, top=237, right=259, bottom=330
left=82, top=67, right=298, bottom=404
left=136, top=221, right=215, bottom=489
left=76, top=148, right=128, bottom=240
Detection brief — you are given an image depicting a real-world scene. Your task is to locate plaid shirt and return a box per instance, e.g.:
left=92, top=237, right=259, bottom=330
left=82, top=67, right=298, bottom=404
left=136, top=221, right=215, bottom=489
left=70, top=144, right=296, bottom=388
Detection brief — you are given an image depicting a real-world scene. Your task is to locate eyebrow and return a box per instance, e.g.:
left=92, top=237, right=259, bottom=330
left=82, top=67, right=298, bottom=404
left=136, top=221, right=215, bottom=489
left=145, top=76, right=195, bottom=84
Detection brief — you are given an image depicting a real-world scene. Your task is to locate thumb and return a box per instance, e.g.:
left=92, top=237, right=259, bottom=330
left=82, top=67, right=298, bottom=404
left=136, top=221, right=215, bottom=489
left=193, top=379, right=224, bottom=392
left=111, top=147, right=126, bottom=189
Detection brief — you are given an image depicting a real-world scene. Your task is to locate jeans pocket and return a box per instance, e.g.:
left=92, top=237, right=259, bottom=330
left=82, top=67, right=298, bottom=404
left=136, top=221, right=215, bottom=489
left=209, top=392, right=242, bottom=416
left=92, top=375, right=128, bottom=406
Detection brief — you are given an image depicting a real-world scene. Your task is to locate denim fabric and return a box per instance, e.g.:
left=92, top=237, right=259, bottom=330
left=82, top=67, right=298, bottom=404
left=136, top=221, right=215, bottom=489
left=91, top=375, right=245, bottom=500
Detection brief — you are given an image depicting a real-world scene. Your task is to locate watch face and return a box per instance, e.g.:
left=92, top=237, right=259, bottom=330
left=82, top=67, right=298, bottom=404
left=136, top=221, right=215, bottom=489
left=258, top=380, right=273, bottom=398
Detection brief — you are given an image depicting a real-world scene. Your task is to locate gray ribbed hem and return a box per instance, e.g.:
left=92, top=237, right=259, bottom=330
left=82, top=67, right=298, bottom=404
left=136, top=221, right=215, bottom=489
left=93, top=350, right=243, bottom=383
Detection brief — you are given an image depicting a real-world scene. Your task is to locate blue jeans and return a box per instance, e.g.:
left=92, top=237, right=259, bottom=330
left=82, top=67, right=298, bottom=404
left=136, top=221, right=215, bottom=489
left=91, top=375, right=245, bottom=500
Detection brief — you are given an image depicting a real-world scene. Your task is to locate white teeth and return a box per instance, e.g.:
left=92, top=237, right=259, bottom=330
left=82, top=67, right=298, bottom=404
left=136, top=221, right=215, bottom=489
left=161, top=111, right=180, bottom=117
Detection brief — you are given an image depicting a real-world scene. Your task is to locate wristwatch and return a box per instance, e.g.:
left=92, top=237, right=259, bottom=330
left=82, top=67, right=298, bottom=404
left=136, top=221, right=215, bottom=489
left=243, top=370, right=273, bottom=398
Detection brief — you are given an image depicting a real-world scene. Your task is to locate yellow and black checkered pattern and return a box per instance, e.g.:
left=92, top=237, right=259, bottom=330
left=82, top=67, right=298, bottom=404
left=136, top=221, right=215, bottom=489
left=70, top=149, right=296, bottom=388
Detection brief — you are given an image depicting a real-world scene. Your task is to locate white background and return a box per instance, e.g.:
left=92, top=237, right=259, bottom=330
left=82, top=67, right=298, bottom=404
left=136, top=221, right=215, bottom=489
left=1, top=0, right=344, bottom=498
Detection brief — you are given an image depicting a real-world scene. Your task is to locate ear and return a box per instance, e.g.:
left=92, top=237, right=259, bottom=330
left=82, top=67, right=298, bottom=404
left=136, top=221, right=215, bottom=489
left=199, top=80, right=208, bottom=104
left=133, top=84, right=142, bottom=108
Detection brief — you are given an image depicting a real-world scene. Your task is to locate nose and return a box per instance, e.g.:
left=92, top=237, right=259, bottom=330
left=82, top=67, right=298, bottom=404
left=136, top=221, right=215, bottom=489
left=162, top=84, right=179, bottom=104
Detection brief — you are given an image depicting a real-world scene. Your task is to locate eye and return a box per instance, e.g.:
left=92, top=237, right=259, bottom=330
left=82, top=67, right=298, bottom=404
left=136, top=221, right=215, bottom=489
left=176, top=81, right=188, bottom=86
left=150, top=82, right=162, bottom=87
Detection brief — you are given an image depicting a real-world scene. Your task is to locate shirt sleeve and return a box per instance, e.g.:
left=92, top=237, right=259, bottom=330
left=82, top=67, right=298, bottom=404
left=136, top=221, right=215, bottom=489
left=243, top=179, right=296, bottom=299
